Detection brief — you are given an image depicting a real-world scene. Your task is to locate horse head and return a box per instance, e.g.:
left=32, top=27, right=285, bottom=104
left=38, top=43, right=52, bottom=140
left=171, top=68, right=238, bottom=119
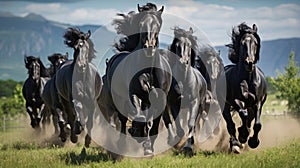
left=48, top=52, right=69, bottom=73
left=137, top=3, right=164, bottom=57
left=24, top=55, right=41, bottom=83
left=170, top=27, right=197, bottom=70
left=64, top=28, right=96, bottom=72
left=227, top=23, right=260, bottom=72
left=239, top=24, right=260, bottom=72
left=202, top=48, right=221, bottom=80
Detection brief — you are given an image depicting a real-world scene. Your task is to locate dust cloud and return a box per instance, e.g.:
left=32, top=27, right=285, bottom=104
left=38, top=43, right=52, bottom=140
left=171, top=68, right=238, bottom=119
left=197, top=114, right=300, bottom=152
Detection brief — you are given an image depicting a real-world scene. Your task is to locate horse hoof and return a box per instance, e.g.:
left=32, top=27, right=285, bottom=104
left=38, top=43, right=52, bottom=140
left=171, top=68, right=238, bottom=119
left=183, top=147, right=194, bottom=157
left=59, top=134, right=67, bottom=142
left=84, top=136, right=91, bottom=148
left=248, top=137, right=260, bottom=148
left=232, top=145, right=241, bottom=154
left=144, top=149, right=154, bottom=156
left=70, top=134, right=78, bottom=143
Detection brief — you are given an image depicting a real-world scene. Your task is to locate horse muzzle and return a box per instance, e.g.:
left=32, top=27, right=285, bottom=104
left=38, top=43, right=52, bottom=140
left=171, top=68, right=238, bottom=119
left=143, top=46, right=156, bottom=57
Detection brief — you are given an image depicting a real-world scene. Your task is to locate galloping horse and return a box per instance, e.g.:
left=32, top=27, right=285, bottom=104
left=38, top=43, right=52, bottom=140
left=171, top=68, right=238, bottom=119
left=41, top=53, right=69, bottom=135
left=163, top=27, right=207, bottom=155
left=101, top=3, right=171, bottom=155
left=220, top=23, right=267, bottom=153
left=22, top=55, right=50, bottom=128
left=55, top=28, right=102, bottom=147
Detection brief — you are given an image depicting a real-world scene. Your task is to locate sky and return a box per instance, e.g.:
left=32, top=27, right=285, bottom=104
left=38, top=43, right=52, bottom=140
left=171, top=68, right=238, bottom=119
left=0, top=0, right=300, bottom=46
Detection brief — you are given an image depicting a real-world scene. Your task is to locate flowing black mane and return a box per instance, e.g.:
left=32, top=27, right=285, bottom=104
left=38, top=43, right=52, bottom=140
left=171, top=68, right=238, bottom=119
left=226, top=22, right=261, bottom=64
left=63, top=27, right=96, bottom=62
left=112, top=3, right=163, bottom=52
left=25, top=56, right=50, bottom=77
left=169, top=27, right=198, bottom=64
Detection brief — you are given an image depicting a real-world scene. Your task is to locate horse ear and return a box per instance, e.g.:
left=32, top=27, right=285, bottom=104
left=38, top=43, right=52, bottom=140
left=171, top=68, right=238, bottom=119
left=65, top=52, right=69, bottom=59
left=85, top=30, right=91, bottom=39
left=137, top=4, right=142, bottom=12
left=24, top=55, right=28, bottom=65
left=189, top=27, right=193, bottom=34
left=158, top=6, right=164, bottom=14
left=252, top=24, right=257, bottom=33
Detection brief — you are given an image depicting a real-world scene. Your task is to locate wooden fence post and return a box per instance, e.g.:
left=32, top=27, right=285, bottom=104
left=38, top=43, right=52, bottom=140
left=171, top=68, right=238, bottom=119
left=3, top=115, right=5, bottom=132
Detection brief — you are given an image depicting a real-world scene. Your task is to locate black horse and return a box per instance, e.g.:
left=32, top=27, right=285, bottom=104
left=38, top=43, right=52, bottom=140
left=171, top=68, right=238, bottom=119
left=162, top=27, right=208, bottom=155
left=100, top=3, right=171, bottom=156
left=55, top=28, right=102, bottom=147
left=22, top=55, right=50, bottom=128
left=193, top=46, right=224, bottom=142
left=219, top=23, right=267, bottom=153
left=41, top=52, right=69, bottom=136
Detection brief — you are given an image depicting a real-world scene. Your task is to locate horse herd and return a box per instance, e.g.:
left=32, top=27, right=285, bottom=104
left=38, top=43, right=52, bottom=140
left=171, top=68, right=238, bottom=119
left=22, top=3, right=267, bottom=156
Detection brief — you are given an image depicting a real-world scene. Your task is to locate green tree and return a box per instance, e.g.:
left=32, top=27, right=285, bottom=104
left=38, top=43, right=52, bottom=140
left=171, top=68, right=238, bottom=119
left=0, top=84, right=25, bottom=117
left=270, top=51, right=300, bottom=112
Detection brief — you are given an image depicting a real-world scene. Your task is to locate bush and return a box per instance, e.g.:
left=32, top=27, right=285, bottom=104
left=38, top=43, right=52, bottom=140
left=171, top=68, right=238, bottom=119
left=270, top=52, right=300, bottom=112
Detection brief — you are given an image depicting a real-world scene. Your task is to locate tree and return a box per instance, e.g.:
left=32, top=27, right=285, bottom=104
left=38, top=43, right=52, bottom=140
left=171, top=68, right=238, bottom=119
left=0, top=84, right=25, bottom=117
left=270, top=51, right=300, bottom=112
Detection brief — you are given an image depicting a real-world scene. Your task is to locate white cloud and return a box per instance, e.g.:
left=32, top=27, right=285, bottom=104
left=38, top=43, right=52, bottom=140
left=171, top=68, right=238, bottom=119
left=25, top=3, right=67, bottom=14
left=22, top=1, right=300, bottom=46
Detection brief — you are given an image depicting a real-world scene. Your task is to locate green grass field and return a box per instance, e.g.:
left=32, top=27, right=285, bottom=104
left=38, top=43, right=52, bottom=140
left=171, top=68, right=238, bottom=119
left=0, top=130, right=299, bottom=168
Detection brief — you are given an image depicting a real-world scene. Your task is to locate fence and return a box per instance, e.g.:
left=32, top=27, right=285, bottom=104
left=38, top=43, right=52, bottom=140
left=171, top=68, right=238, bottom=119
left=0, top=116, right=27, bottom=132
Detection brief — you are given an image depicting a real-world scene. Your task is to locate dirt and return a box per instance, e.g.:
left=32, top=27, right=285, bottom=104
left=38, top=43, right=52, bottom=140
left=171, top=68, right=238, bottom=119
left=197, top=114, right=300, bottom=152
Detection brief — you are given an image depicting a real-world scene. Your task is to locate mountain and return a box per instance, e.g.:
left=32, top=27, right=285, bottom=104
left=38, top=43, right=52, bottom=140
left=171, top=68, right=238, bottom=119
left=0, top=13, right=299, bottom=81
left=0, top=13, right=113, bottom=81
left=215, top=38, right=300, bottom=77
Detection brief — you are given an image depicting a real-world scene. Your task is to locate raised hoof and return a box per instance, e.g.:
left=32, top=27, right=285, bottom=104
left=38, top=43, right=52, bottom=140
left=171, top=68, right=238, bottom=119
left=238, top=127, right=249, bottom=144
left=74, top=121, right=83, bottom=135
left=31, top=120, right=38, bottom=128
left=70, top=134, right=78, bottom=143
left=232, top=145, right=241, bottom=154
left=248, top=137, right=260, bottom=149
left=59, top=133, right=67, bottom=142
left=183, top=147, right=194, bottom=157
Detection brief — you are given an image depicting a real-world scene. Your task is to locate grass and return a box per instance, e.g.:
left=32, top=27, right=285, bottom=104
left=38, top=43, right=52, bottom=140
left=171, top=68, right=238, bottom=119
left=262, top=94, right=288, bottom=114
left=0, top=136, right=299, bottom=168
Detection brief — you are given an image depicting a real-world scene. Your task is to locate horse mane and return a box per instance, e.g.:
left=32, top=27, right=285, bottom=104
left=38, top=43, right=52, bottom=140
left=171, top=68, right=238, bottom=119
left=63, top=27, right=96, bottom=62
left=112, top=3, right=162, bottom=52
left=226, top=22, right=261, bottom=64
left=169, top=27, right=198, bottom=65
left=37, top=58, right=50, bottom=77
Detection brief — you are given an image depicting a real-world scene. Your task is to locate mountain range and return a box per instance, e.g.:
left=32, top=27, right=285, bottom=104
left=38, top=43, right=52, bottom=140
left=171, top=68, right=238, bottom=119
left=0, top=12, right=299, bottom=81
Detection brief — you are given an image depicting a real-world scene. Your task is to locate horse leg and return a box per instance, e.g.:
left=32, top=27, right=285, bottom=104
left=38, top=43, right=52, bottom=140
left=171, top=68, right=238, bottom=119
left=223, top=104, right=242, bottom=153
left=84, top=105, right=94, bottom=148
left=56, top=107, right=67, bottom=142
left=233, top=99, right=249, bottom=144
left=163, top=105, right=177, bottom=146
left=26, top=104, right=37, bottom=128
left=182, top=99, right=199, bottom=157
left=72, top=99, right=84, bottom=135
left=248, top=102, right=262, bottom=148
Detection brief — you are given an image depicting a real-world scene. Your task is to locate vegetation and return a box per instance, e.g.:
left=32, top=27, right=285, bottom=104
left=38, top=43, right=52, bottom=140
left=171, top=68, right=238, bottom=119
left=0, top=137, right=299, bottom=168
left=269, top=52, right=300, bottom=113
left=0, top=80, right=25, bottom=119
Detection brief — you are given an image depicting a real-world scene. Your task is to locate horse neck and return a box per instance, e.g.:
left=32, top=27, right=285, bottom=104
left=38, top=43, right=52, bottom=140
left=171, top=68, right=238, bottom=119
left=237, top=61, right=255, bottom=83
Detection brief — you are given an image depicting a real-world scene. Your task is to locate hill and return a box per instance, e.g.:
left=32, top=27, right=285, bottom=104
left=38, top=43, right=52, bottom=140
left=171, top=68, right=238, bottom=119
left=0, top=12, right=300, bottom=80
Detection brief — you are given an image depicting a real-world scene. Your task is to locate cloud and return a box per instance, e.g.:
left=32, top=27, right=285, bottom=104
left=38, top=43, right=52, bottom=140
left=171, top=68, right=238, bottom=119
left=163, top=1, right=300, bottom=45
left=25, top=3, right=67, bottom=13
left=21, top=0, right=300, bottom=46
